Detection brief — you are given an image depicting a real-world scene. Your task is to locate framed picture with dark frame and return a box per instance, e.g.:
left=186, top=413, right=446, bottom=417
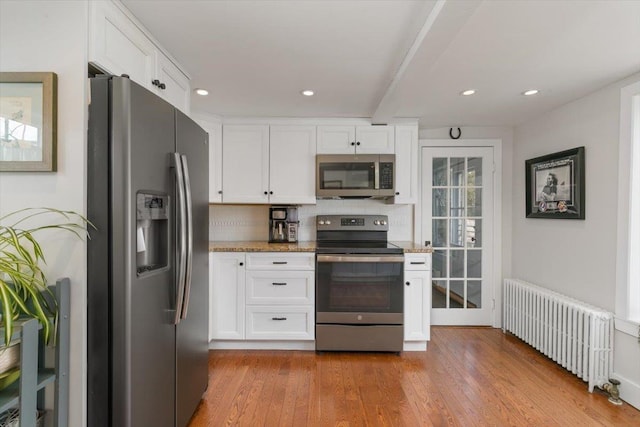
left=0, top=72, right=57, bottom=172
left=525, top=146, right=585, bottom=219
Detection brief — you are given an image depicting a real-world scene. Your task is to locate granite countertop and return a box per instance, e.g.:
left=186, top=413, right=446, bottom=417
left=209, top=241, right=432, bottom=253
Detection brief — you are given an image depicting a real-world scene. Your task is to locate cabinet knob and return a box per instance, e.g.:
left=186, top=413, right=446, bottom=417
left=218, top=190, right=222, bottom=194
left=350, top=142, right=355, bottom=146
left=395, top=192, right=400, bottom=195
left=356, top=141, right=361, bottom=146
left=269, top=191, right=273, bottom=195
left=264, top=191, right=268, bottom=195
left=405, top=281, right=410, bottom=286
left=158, top=82, right=166, bottom=90
left=239, top=262, right=244, bottom=266
left=152, top=79, right=160, bottom=86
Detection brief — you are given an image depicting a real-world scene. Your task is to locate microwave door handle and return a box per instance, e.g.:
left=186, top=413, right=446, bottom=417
left=374, top=161, right=380, bottom=189
left=180, top=154, right=193, bottom=320
left=172, top=153, right=187, bottom=325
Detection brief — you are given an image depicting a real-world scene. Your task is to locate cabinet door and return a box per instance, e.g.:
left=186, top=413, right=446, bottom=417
left=210, top=252, right=246, bottom=340
left=222, top=125, right=270, bottom=203
left=393, top=125, right=418, bottom=204
left=195, top=118, right=223, bottom=203
left=269, top=125, right=317, bottom=204
left=155, top=54, right=191, bottom=114
left=404, top=269, right=431, bottom=341
left=355, top=125, right=395, bottom=154
left=89, top=0, right=156, bottom=90
left=317, top=125, right=356, bottom=154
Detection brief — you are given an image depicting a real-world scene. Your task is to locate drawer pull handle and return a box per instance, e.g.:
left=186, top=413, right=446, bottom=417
left=272, top=282, right=287, bottom=286
left=272, top=317, right=287, bottom=321
left=272, top=261, right=288, bottom=265
left=410, top=262, right=426, bottom=265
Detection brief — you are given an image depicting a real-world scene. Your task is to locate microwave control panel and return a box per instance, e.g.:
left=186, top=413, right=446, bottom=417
left=379, top=162, right=394, bottom=189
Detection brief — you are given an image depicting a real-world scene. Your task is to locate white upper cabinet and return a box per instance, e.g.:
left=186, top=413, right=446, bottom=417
left=317, top=125, right=395, bottom=154
left=269, top=125, right=316, bottom=204
left=221, top=124, right=317, bottom=204
left=89, top=0, right=191, bottom=113
left=193, top=116, right=223, bottom=203
left=393, top=125, right=419, bottom=204
left=154, top=53, right=191, bottom=113
left=222, top=125, right=270, bottom=204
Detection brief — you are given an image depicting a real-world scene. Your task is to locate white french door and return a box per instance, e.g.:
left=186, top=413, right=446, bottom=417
left=421, top=146, right=495, bottom=325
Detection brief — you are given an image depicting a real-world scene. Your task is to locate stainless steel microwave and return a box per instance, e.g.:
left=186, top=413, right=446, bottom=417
left=316, top=154, right=395, bottom=198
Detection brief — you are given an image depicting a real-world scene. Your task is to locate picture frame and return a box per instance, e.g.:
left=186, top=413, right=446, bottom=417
left=0, top=72, right=57, bottom=171
left=525, top=146, right=585, bottom=219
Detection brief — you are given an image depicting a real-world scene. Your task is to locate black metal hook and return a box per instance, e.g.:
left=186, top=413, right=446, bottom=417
left=449, top=127, right=461, bottom=139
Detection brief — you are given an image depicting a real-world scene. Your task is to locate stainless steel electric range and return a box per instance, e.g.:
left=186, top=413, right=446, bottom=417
left=315, top=215, right=404, bottom=352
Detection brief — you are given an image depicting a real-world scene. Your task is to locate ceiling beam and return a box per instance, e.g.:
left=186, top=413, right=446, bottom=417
left=371, top=0, right=481, bottom=125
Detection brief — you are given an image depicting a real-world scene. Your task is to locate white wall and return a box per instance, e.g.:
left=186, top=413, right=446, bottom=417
left=0, top=1, right=88, bottom=425
left=512, top=72, right=640, bottom=408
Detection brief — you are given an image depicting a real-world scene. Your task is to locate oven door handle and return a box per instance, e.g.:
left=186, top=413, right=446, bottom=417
left=316, top=255, right=405, bottom=263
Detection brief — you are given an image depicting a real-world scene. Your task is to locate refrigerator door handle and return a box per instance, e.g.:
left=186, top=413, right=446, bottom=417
left=172, top=152, right=188, bottom=325
left=180, top=154, right=193, bottom=319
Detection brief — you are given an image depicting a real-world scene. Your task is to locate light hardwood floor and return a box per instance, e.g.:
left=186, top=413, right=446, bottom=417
left=188, top=327, right=640, bottom=426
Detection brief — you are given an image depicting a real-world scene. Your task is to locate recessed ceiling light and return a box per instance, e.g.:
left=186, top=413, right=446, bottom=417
left=460, top=89, right=476, bottom=96
left=195, top=88, right=209, bottom=96
left=301, top=90, right=314, bottom=96
left=523, top=89, right=539, bottom=96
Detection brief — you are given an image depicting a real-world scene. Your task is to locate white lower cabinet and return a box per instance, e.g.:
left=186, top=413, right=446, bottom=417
left=210, top=252, right=246, bottom=340
left=210, top=252, right=315, bottom=347
left=403, top=253, right=432, bottom=348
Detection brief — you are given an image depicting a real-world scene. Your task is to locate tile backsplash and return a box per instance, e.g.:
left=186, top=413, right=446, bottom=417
left=209, top=200, right=414, bottom=242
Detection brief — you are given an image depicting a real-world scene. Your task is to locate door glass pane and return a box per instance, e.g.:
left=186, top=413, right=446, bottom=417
left=450, top=188, right=464, bottom=217
left=432, top=219, right=447, bottom=247
left=467, top=250, right=481, bottom=278
left=432, top=280, right=446, bottom=308
left=432, top=250, right=446, bottom=278
left=433, top=158, right=447, bottom=186
left=449, top=219, right=464, bottom=247
left=467, top=188, right=482, bottom=216
left=466, top=219, right=482, bottom=248
left=450, top=250, right=464, bottom=278
left=449, top=280, right=464, bottom=309
left=467, top=157, right=482, bottom=186
left=468, top=280, right=481, bottom=309
left=450, top=158, right=465, bottom=186
left=433, top=189, right=447, bottom=217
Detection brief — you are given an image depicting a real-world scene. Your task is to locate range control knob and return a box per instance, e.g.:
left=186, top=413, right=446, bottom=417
left=325, top=220, right=331, bottom=225
left=381, top=220, right=387, bottom=225
left=373, top=220, right=380, bottom=225
left=318, top=220, right=325, bottom=225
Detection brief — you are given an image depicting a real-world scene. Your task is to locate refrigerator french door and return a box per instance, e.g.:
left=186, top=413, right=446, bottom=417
left=87, top=76, right=209, bottom=427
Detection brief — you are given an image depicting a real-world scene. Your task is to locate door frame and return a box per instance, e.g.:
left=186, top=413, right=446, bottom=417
left=415, top=139, right=503, bottom=328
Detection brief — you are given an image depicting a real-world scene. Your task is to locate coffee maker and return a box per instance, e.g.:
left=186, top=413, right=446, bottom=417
left=269, top=206, right=298, bottom=243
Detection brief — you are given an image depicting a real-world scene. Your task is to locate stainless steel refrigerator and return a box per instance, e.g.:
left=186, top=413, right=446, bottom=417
left=87, top=75, right=209, bottom=427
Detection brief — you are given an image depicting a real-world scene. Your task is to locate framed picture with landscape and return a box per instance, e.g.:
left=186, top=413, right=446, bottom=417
left=0, top=72, right=57, bottom=171
left=525, top=146, right=585, bottom=219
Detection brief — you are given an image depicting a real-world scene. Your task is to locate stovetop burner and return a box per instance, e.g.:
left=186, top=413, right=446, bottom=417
left=315, top=241, right=403, bottom=254
left=315, top=215, right=402, bottom=254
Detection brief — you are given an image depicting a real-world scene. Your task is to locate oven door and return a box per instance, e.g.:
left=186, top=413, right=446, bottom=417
left=316, top=254, right=404, bottom=325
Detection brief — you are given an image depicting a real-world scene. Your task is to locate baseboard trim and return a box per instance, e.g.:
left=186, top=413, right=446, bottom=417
left=209, top=340, right=315, bottom=350
left=614, top=373, right=640, bottom=410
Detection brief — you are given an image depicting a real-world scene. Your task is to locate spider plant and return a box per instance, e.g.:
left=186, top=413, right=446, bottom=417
left=0, top=207, right=92, bottom=347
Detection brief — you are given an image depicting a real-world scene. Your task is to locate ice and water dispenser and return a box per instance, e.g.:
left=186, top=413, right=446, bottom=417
left=136, top=192, right=169, bottom=274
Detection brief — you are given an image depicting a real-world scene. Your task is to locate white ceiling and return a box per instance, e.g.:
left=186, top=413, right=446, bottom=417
left=121, top=0, right=640, bottom=128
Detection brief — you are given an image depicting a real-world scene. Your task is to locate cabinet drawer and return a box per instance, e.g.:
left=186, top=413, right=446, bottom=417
left=246, top=252, right=315, bottom=270
left=404, top=254, right=431, bottom=271
left=246, top=271, right=314, bottom=305
left=245, top=306, right=314, bottom=340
